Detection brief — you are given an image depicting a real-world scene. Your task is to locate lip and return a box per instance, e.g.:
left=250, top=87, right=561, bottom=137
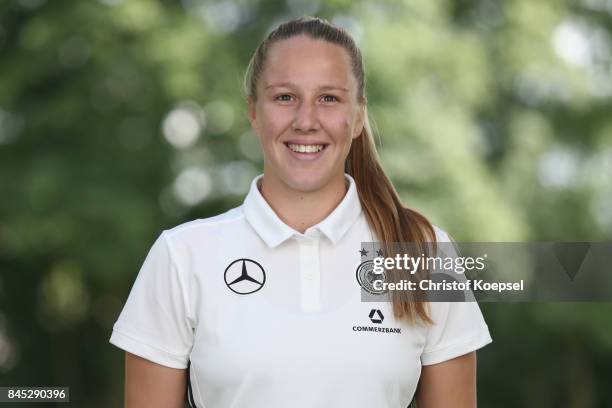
left=284, top=141, right=328, bottom=161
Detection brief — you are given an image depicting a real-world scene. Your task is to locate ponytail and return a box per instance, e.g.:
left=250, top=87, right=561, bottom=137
left=346, top=112, right=436, bottom=324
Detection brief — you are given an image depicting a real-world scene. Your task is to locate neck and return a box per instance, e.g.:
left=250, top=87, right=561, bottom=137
left=259, top=172, right=348, bottom=234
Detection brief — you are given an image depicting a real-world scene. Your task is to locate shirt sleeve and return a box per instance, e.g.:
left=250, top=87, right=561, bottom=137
left=109, top=231, right=194, bottom=369
left=420, top=300, right=492, bottom=366
left=420, top=227, right=493, bottom=366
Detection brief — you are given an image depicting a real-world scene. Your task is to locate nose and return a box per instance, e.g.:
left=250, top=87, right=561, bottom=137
left=292, top=101, right=319, bottom=132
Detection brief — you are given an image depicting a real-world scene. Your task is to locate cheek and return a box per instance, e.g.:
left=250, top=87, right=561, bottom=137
left=339, top=115, right=356, bottom=142
left=321, top=109, right=353, bottom=137
left=259, top=105, right=291, bottom=137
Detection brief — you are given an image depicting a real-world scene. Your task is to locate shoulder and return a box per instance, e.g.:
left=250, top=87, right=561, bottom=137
left=162, top=205, right=246, bottom=244
left=432, top=224, right=453, bottom=243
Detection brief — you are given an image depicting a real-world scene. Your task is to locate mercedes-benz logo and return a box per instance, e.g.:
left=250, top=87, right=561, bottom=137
left=224, top=258, right=266, bottom=295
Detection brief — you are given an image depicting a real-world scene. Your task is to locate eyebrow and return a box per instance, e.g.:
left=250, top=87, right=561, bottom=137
left=264, top=82, right=349, bottom=93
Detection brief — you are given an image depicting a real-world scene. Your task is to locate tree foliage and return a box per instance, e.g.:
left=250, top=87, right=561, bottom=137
left=1, top=0, right=611, bottom=406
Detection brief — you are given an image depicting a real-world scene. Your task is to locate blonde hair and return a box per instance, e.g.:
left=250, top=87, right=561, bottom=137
left=244, top=17, right=436, bottom=324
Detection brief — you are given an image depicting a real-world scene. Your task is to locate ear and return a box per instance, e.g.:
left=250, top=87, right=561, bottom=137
left=247, top=95, right=258, bottom=131
left=352, top=97, right=367, bottom=139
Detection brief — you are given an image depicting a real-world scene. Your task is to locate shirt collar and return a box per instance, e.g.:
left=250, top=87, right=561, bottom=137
left=243, top=173, right=363, bottom=248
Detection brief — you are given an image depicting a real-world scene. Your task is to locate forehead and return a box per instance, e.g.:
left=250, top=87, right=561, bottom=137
left=261, top=35, right=355, bottom=89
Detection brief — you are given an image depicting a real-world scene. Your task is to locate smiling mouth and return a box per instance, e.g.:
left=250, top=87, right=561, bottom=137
left=284, top=143, right=328, bottom=153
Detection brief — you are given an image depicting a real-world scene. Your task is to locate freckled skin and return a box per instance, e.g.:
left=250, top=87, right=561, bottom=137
left=248, top=35, right=365, bottom=195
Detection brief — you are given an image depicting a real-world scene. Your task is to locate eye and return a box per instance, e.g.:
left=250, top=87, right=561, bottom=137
left=321, top=95, right=339, bottom=103
left=275, top=94, right=293, bottom=102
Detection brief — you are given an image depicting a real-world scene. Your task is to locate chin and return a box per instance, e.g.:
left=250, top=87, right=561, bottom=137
left=282, top=171, right=330, bottom=193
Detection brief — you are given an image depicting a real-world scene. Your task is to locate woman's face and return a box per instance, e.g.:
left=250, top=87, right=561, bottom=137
left=248, top=35, right=365, bottom=193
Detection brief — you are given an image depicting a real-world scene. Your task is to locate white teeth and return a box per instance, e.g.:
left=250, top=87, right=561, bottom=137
left=288, top=143, right=324, bottom=153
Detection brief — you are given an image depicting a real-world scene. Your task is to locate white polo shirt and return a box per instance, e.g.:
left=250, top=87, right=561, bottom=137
left=109, top=173, right=492, bottom=408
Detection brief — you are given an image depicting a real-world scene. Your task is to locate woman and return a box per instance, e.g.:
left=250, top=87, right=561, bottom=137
left=110, top=16, right=492, bottom=408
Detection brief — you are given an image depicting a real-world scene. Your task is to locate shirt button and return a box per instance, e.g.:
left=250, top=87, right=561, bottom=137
left=308, top=231, right=320, bottom=238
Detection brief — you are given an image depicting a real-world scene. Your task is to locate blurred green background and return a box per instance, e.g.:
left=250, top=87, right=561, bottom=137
left=1, top=0, right=611, bottom=406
